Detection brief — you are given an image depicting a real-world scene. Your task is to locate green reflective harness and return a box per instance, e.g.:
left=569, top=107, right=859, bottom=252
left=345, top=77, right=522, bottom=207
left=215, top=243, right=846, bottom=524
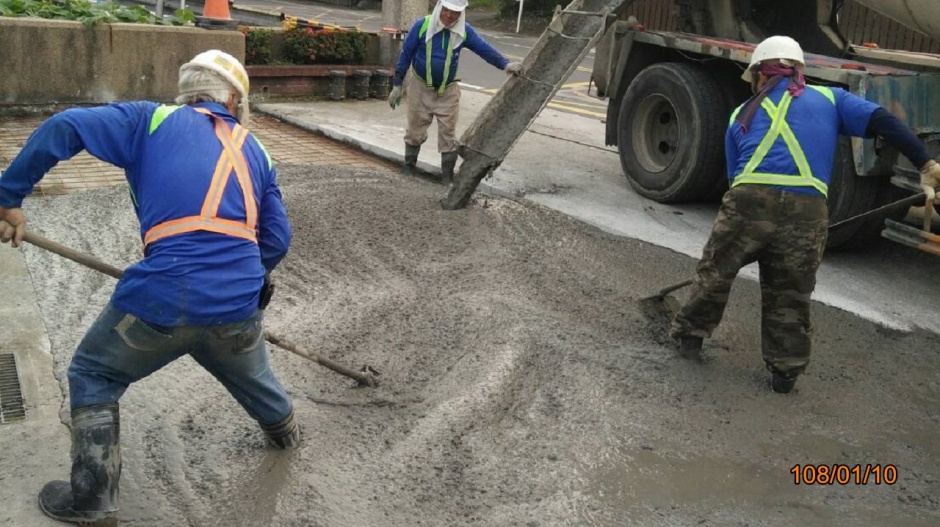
left=416, top=15, right=461, bottom=96
left=731, top=86, right=834, bottom=197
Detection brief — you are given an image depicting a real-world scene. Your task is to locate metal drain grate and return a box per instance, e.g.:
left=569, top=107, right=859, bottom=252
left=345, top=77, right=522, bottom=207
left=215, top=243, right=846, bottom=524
left=0, top=353, right=26, bottom=424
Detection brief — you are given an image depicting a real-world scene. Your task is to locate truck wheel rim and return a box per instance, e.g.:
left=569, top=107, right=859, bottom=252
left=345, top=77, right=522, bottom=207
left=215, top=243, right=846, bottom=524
left=632, top=94, right=679, bottom=173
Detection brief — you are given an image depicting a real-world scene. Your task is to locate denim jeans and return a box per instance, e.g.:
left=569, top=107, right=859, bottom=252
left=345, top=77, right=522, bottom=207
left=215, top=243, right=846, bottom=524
left=68, top=303, right=293, bottom=427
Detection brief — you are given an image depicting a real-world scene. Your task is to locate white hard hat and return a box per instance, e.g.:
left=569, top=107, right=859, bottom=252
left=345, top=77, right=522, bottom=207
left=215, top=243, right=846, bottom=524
left=441, top=0, right=468, bottom=12
left=179, top=50, right=251, bottom=125
left=742, top=36, right=805, bottom=82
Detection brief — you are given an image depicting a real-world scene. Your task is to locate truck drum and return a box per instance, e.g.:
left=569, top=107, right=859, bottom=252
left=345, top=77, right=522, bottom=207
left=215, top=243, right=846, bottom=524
left=617, top=62, right=729, bottom=203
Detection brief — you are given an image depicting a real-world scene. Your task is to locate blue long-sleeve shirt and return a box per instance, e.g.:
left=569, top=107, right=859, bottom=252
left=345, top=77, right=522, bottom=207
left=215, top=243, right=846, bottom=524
left=0, top=101, right=291, bottom=326
left=393, top=17, right=509, bottom=88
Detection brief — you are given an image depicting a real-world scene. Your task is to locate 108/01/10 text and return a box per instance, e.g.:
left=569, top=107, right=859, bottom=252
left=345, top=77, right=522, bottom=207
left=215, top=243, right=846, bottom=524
left=791, top=464, right=897, bottom=485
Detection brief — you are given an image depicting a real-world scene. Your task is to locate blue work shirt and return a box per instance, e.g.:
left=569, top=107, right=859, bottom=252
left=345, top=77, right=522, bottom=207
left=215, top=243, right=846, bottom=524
left=393, top=17, right=509, bottom=88
left=0, top=102, right=291, bottom=326
left=726, top=82, right=880, bottom=196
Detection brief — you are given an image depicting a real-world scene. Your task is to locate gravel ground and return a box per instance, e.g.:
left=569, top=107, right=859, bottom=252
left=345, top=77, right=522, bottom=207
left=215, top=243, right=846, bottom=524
left=12, top=163, right=940, bottom=526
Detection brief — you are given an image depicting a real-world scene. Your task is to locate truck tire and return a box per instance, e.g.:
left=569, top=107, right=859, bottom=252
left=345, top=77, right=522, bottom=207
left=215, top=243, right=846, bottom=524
left=617, top=62, right=729, bottom=203
left=825, top=138, right=883, bottom=249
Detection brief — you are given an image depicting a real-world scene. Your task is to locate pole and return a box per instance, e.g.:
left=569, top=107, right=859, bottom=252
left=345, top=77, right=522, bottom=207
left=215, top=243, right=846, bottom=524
left=516, top=0, right=524, bottom=34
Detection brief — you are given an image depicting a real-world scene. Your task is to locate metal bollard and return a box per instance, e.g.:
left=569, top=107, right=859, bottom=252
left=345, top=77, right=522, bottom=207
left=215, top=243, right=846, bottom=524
left=329, top=71, right=346, bottom=100
left=352, top=70, right=372, bottom=100
left=371, top=70, right=392, bottom=99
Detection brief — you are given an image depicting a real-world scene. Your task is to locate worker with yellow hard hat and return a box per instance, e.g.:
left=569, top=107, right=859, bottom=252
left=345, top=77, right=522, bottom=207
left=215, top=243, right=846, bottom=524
left=0, top=49, right=299, bottom=525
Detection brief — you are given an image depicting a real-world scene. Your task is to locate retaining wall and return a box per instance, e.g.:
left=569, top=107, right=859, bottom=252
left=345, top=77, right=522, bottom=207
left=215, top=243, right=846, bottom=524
left=0, top=17, right=245, bottom=107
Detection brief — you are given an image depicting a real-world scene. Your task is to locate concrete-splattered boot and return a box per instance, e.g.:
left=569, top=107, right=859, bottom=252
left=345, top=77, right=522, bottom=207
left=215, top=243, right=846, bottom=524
left=262, top=409, right=301, bottom=450
left=402, top=143, right=421, bottom=176
left=38, top=404, right=121, bottom=527
left=441, top=151, right=459, bottom=185
left=678, top=336, right=703, bottom=362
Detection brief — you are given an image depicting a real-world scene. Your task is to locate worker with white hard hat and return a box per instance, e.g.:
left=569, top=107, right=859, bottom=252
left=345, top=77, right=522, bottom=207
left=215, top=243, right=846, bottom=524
left=388, top=0, right=525, bottom=184
left=0, top=49, right=299, bottom=525
left=670, top=35, right=940, bottom=393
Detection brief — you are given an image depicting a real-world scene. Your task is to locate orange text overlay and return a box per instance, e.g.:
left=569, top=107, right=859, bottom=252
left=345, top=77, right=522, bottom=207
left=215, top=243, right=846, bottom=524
left=790, top=464, right=898, bottom=485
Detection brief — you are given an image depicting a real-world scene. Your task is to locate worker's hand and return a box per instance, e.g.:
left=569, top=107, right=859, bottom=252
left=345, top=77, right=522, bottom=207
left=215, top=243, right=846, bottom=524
left=0, top=207, right=26, bottom=248
left=505, top=62, right=524, bottom=76
left=920, top=159, right=940, bottom=202
left=388, top=85, right=403, bottom=110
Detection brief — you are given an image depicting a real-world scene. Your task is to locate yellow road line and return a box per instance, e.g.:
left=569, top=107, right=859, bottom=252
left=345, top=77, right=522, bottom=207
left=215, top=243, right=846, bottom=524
left=469, top=86, right=606, bottom=118
left=548, top=98, right=606, bottom=110
left=545, top=102, right=606, bottom=118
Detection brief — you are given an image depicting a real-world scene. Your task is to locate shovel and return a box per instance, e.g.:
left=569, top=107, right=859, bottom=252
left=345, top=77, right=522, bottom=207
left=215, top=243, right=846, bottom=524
left=20, top=230, right=379, bottom=387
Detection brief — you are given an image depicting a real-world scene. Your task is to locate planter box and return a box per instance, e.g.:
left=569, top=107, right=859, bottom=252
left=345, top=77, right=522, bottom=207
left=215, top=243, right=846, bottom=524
left=248, top=65, right=394, bottom=99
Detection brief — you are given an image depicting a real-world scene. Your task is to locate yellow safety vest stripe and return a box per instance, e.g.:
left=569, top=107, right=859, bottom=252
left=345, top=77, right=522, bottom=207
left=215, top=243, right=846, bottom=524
left=731, top=91, right=830, bottom=196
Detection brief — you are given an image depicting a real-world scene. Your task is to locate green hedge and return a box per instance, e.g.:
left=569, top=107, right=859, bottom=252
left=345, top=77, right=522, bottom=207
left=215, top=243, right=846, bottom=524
left=0, top=0, right=194, bottom=27
left=243, top=27, right=369, bottom=66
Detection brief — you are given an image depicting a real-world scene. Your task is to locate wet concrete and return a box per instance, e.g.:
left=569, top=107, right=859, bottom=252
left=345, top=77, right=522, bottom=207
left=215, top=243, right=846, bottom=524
left=7, top=164, right=940, bottom=526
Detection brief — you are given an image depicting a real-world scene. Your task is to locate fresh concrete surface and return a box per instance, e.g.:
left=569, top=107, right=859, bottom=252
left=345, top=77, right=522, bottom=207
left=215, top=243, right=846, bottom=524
left=256, top=90, right=940, bottom=334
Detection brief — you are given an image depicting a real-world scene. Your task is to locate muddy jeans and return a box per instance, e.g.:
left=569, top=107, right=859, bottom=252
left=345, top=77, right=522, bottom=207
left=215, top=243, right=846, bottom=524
left=404, top=70, right=460, bottom=153
left=670, top=185, right=828, bottom=375
left=67, top=303, right=294, bottom=427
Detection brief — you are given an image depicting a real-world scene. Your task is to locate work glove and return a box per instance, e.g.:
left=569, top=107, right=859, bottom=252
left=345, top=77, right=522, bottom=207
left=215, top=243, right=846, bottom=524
left=0, top=207, right=26, bottom=248
left=920, top=159, right=940, bottom=202
left=505, top=62, right=524, bottom=76
left=388, top=85, right=402, bottom=110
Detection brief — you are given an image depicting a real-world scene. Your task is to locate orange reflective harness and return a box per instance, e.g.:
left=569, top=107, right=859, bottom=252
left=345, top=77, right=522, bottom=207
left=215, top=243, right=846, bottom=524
left=143, top=108, right=258, bottom=247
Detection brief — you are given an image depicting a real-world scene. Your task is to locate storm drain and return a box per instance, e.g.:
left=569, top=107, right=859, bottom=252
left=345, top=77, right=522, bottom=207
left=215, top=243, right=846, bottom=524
left=0, top=354, right=26, bottom=424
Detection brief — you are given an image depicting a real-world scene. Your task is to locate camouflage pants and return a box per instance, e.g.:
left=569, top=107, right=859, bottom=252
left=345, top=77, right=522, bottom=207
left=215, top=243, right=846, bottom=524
left=671, top=185, right=828, bottom=375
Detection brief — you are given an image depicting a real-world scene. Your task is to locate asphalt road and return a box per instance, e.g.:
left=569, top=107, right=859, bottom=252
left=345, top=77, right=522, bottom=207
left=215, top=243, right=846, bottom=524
left=229, top=0, right=607, bottom=119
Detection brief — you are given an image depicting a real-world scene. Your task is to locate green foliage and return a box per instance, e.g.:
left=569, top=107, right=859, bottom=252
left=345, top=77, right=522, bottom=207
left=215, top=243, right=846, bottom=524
left=468, top=0, right=499, bottom=10
left=282, top=27, right=368, bottom=65
left=0, top=0, right=195, bottom=27
left=497, top=0, right=558, bottom=19
left=243, top=27, right=273, bottom=65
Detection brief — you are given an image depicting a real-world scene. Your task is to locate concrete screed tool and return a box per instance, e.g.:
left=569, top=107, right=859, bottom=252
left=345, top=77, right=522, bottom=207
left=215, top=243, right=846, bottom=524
left=19, top=229, right=379, bottom=387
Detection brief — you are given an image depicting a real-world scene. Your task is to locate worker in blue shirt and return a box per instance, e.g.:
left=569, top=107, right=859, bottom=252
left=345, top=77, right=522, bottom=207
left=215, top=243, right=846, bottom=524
left=0, top=50, right=299, bottom=525
left=669, top=36, right=940, bottom=393
left=387, top=0, right=524, bottom=184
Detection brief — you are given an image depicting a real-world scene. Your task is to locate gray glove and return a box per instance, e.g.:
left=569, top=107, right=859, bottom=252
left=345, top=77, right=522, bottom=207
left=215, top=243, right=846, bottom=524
left=388, top=85, right=402, bottom=110
left=505, top=62, right=524, bottom=76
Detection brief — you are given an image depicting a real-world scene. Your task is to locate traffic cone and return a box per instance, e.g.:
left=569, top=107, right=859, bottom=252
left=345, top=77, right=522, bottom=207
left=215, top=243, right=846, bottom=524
left=202, top=0, right=231, bottom=20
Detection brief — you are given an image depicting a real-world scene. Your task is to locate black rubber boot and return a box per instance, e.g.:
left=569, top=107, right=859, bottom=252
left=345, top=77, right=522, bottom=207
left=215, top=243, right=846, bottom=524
left=262, top=409, right=301, bottom=450
left=441, top=151, right=459, bottom=185
left=678, top=336, right=704, bottom=362
left=770, top=371, right=799, bottom=394
left=38, top=404, right=121, bottom=527
left=401, top=143, right=421, bottom=176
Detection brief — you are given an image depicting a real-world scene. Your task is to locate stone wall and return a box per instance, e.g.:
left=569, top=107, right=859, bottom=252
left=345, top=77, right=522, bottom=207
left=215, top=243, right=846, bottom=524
left=0, top=18, right=245, bottom=107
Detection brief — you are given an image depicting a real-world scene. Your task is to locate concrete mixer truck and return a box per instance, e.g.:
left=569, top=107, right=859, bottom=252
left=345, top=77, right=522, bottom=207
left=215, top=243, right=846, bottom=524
left=590, top=0, right=940, bottom=250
